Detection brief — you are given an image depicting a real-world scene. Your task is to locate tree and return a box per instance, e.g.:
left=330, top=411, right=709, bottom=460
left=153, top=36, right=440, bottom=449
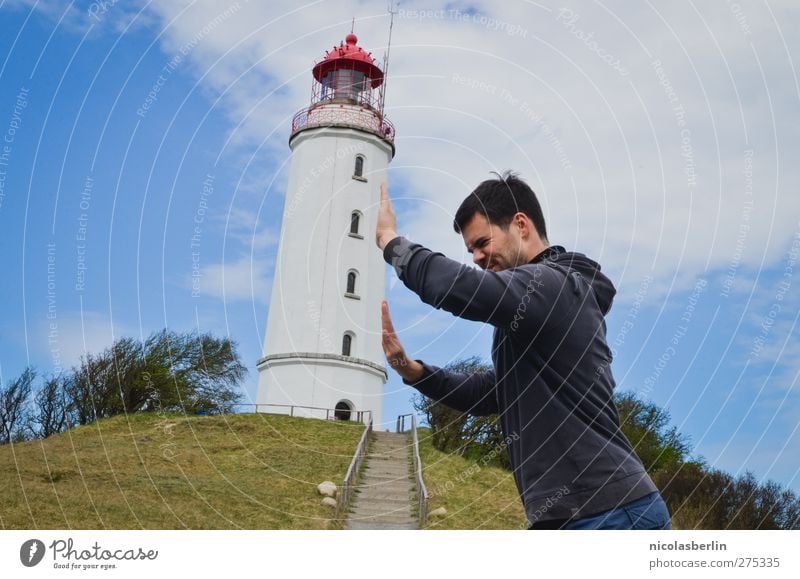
left=138, top=329, right=247, bottom=414
left=412, top=356, right=508, bottom=468
left=0, top=366, right=35, bottom=443
left=33, top=376, right=69, bottom=437
left=615, top=391, right=692, bottom=473
left=63, top=351, right=113, bottom=425
left=59, top=329, right=246, bottom=422
left=615, top=393, right=800, bottom=529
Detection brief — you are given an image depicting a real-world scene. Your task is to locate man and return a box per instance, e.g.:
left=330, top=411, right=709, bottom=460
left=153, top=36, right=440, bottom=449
left=375, top=172, right=671, bottom=530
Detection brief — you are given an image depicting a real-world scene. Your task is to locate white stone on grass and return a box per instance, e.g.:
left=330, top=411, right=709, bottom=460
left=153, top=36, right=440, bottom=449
left=317, top=481, right=337, bottom=497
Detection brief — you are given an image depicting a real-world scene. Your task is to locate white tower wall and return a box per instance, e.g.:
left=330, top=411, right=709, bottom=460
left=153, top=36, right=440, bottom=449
left=257, top=120, right=393, bottom=427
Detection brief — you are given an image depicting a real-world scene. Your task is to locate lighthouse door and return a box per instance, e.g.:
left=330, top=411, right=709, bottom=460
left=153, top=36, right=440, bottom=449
left=334, top=401, right=353, bottom=421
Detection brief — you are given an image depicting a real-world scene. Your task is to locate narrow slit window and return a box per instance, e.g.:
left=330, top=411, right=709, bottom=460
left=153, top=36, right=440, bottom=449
left=354, top=155, right=364, bottom=177
left=350, top=212, right=360, bottom=235
left=342, top=333, right=352, bottom=356
left=346, top=271, right=357, bottom=294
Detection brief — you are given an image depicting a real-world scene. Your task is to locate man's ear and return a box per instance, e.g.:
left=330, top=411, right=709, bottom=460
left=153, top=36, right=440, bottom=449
left=514, top=213, right=532, bottom=239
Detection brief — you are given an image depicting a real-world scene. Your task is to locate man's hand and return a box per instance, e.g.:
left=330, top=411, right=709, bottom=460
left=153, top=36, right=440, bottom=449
left=376, top=182, right=399, bottom=250
left=382, top=300, right=424, bottom=383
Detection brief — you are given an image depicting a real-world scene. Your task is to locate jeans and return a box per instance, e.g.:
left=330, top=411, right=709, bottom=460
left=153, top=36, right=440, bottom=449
left=529, top=491, right=672, bottom=530
left=564, top=491, right=671, bottom=530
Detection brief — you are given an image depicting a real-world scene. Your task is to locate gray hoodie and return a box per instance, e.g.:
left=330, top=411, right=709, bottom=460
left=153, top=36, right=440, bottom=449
left=384, top=237, right=658, bottom=526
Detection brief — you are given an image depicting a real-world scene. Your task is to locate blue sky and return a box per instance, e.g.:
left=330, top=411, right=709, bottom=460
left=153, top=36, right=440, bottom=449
left=1, top=0, right=798, bottom=495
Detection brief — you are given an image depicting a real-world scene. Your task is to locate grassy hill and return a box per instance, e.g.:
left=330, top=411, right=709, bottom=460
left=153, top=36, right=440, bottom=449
left=0, top=412, right=364, bottom=529
left=417, top=428, right=526, bottom=530
left=1, top=414, right=527, bottom=530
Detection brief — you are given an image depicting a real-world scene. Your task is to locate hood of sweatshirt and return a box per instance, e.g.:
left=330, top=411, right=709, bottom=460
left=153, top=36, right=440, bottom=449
left=533, top=246, right=617, bottom=316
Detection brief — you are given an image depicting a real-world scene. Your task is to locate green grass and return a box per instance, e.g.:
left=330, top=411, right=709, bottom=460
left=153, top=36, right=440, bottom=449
left=417, top=428, right=526, bottom=529
left=1, top=416, right=526, bottom=530
left=0, top=412, right=365, bottom=530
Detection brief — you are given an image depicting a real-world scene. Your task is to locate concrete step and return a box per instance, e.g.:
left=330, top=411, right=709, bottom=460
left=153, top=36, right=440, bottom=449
left=353, top=495, right=413, bottom=506
left=364, top=458, right=409, bottom=465
left=345, top=520, right=417, bottom=530
left=365, top=455, right=409, bottom=463
left=367, top=452, right=409, bottom=459
left=369, top=449, right=408, bottom=457
left=361, top=465, right=410, bottom=475
left=354, top=489, right=413, bottom=501
left=360, top=476, right=411, bottom=485
left=362, top=467, right=410, bottom=477
left=347, top=511, right=417, bottom=524
left=361, top=466, right=410, bottom=475
left=350, top=504, right=414, bottom=517
left=363, top=463, right=408, bottom=469
left=355, top=486, right=414, bottom=499
left=355, top=489, right=414, bottom=500
left=369, top=443, right=408, bottom=449
left=368, top=454, right=408, bottom=461
left=358, top=475, right=412, bottom=485
left=360, top=469, right=411, bottom=479
left=349, top=513, right=415, bottom=525
left=368, top=450, right=409, bottom=457
left=357, top=482, right=413, bottom=493
left=350, top=500, right=414, bottom=512
left=358, top=477, right=413, bottom=486
left=351, top=496, right=412, bottom=508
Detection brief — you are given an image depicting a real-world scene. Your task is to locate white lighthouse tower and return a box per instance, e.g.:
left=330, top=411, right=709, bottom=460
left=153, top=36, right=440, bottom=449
left=256, top=32, right=395, bottom=427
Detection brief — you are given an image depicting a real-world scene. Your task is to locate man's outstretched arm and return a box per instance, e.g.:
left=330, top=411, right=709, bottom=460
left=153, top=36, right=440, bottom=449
left=382, top=300, right=498, bottom=416
left=376, top=182, right=562, bottom=330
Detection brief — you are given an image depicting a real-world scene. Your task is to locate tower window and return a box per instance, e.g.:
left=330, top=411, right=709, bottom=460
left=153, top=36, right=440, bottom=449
left=345, top=270, right=361, bottom=298
left=354, top=155, right=364, bottom=178
left=342, top=333, right=353, bottom=356
left=350, top=211, right=361, bottom=235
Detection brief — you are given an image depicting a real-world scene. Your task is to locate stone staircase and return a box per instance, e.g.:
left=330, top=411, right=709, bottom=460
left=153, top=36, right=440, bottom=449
left=344, top=431, right=419, bottom=530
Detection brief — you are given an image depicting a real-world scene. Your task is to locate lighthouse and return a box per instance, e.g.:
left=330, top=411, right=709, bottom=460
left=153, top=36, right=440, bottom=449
left=256, top=32, right=395, bottom=427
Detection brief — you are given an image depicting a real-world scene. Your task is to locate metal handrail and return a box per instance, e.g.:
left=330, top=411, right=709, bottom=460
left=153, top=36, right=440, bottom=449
left=398, top=413, right=429, bottom=527
left=336, top=417, right=373, bottom=519
left=396, top=413, right=409, bottom=433
left=231, top=403, right=371, bottom=424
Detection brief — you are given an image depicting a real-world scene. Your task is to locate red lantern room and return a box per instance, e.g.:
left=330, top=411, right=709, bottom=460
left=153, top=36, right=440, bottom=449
left=314, top=33, right=384, bottom=104
left=291, top=33, right=395, bottom=147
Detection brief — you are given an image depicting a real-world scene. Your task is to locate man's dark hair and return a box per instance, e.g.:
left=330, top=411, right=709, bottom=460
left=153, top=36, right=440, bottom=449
left=453, top=171, right=548, bottom=241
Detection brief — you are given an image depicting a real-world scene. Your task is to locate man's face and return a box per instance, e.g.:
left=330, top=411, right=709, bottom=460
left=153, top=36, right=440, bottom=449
left=461, top=213, right=525, bottom=272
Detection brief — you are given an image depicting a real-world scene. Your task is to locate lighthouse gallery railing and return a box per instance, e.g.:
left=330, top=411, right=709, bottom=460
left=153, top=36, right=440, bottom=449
left=291, top=105, right=395, bottom=143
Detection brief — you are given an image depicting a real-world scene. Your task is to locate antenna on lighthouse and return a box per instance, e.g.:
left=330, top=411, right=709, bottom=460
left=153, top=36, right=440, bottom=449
left=380, top=1, right=398, bottom=113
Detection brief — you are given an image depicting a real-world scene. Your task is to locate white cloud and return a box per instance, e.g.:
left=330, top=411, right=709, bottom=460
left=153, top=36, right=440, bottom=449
left=212, top=206, right=281, bottom=251
left=193, top=254, right=274, bottom=303
left=114, top=0, right=800, bottom=308
left=3, top=0, right=157, bottom=35
left=35, top=310, right=132, bottom=374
